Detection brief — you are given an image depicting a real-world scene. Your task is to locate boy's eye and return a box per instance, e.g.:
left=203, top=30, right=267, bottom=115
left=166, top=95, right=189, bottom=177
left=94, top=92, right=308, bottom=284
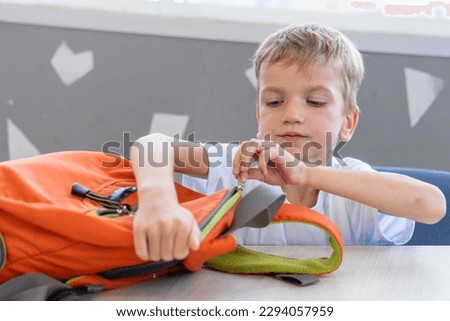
left=266, top=100, right=284, bottom=107
left=307, top=100, right=326, bottom=107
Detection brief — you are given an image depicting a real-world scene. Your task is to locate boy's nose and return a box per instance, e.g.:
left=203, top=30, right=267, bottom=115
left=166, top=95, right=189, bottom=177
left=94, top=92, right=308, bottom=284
left=282, top=101, right=305, bottom=124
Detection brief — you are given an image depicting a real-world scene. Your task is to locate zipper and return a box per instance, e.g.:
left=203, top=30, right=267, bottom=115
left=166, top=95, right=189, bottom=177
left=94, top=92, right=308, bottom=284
left=199, top=182, right=243, bottom=239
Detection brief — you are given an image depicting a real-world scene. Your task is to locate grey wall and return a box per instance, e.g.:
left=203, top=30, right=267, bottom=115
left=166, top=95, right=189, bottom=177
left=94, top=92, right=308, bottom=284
left=0, top=21, right=257, bottom=160
left=345, top=52, right=450, bottom=171
left=0, top=21, right=449, bottom=171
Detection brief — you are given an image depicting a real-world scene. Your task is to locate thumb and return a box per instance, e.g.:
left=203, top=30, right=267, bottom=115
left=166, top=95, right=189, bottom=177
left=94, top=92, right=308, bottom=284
left=188, top=222, right=201, bottom=251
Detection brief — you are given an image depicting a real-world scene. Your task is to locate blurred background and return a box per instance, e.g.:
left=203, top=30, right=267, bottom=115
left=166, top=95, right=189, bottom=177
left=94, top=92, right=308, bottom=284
left=0, top=0, right=449, bottom=170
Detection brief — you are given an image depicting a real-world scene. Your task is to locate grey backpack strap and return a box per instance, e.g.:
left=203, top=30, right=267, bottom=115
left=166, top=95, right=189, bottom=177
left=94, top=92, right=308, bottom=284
left=275, top=274, right=320, bottom=287
left=0, top=273, right=91, bottom=301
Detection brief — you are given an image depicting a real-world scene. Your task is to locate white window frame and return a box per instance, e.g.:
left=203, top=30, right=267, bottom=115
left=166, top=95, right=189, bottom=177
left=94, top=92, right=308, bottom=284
left=0, top=0, right=449, bottom=57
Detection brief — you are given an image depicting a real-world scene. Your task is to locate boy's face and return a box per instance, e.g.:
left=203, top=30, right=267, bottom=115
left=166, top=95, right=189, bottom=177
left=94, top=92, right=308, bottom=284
left=256, top=59, right=358, bottom=165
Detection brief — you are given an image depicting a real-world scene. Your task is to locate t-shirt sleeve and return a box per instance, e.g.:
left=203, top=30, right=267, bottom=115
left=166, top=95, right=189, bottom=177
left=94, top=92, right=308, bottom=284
left=376, top=212, right=414, bottom=245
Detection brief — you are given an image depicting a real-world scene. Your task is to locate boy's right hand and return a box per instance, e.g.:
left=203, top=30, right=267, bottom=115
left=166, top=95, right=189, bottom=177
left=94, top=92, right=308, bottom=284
left=132, top=201, right=201, bottom=262
left=233, top=138, right=307, bottom=186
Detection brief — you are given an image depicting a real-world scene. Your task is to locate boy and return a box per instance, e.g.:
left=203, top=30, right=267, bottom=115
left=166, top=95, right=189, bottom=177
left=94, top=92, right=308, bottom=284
left=130, top=23, right=446, bottom=262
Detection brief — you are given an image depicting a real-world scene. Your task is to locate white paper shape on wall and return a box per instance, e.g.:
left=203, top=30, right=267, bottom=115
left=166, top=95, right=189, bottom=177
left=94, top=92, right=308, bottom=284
left=7, top=118, right=41, bottom=160
left=245, top=67, right=257, bottom=89
left=149, top=113, right=190, bottom=138
left=51, top=41, right=94, bottom=86
left=405, top=67, right=445, bottom=128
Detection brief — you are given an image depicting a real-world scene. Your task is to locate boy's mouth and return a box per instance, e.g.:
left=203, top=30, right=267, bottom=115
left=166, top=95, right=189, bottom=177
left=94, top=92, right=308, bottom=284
left=277, top=132, right=309, bottom=142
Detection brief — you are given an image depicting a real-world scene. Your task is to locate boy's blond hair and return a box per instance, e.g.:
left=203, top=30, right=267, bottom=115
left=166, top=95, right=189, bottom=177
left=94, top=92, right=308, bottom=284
left=253, top=23, right=365, bottom=108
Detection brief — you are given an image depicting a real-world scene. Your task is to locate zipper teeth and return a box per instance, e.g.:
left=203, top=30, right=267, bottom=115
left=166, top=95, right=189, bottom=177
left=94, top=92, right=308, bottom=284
left=198, top=186, right=237, bottom=231
left=98, top=260, right=179, bottom=279
left=200, top=188, right=242, bottom=239
left=0, top=232, right=6, bottom=271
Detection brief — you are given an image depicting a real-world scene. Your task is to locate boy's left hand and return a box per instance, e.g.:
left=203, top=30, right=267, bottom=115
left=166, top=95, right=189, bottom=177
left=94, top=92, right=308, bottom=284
left=232, top=139, right=308, bottom=186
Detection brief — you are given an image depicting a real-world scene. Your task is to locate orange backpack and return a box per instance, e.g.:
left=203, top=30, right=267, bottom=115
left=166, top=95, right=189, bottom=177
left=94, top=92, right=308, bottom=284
left=0, top=151, right=343, bottom=299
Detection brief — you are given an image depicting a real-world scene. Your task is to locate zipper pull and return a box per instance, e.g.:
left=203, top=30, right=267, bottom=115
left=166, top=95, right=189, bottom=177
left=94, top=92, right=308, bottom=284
left=71, top=183, right=90, bottom=197
left=237, top=181, right=245, bottom=191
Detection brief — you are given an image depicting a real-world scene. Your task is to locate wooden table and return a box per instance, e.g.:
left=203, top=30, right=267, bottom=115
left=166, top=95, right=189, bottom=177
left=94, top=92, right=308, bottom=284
left=82, top=246, right=450, bottom=301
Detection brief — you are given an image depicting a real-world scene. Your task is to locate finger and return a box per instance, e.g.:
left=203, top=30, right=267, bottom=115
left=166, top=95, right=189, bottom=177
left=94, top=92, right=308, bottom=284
left=133, top=226, right=150, bottom=261
left=188, top=222, right=201, bottom=251
left=174, top=218, right=197, bottom=260
left=258, top=148, right=268, bottom=176
left=232, top=148, right=242, bottom=177
left=269, top=144, right=298, bottom=167
left=240, top=141, right=261, bottom=168
left=234, top=140, right=261, bottom=181
left=172, top=219, right=200, bottom=260
left=147, top=225, right=162, bottom=261
left=160, top=221, right=176, bottom=261
left=232, top=146, right=253, bottom=180
left=173, top=223, right=190, bottom=260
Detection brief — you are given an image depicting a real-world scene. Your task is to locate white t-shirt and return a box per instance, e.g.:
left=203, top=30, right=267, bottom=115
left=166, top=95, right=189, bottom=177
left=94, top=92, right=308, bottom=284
left=182, top=143, right=414, bottom=246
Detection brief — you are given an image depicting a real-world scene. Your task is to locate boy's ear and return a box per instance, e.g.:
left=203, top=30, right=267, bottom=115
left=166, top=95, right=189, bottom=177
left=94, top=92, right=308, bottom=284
left=339, top=105, right=359, bottom=141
